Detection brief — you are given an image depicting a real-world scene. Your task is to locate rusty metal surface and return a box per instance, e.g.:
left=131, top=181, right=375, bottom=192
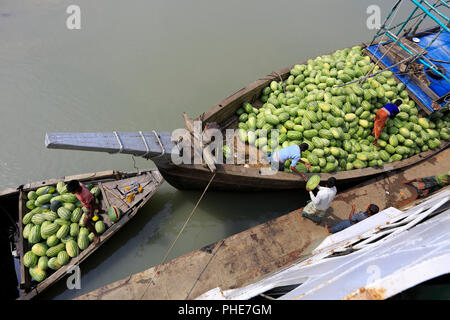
left=76, top=148, right=450, bottom=300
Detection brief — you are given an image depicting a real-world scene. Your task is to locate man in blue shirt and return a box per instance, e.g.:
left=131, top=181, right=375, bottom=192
left=268, top=143, right=311, bottom=180
left=373, top=99, right=402, bottom=147
left=326, top=203, right=379, bottom=233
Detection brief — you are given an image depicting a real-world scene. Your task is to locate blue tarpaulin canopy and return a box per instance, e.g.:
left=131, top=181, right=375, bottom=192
left=366, top=29, right=449, bottom=112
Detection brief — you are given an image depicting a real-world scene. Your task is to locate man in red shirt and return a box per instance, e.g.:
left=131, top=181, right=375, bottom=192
left=372, top=99, right=402, bottom=147
left=67, top=180, right=101, bottom=245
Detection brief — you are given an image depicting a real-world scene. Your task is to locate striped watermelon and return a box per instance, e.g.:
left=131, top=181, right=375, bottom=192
left=27, top=191, right=38, bottom=201
left=56, top=182, right=67, bottom=194
left=90, top=186, right=101, bottom=197
left=306, top=175, right=321, bottom=190
left=38, top=256, right=49, bottom=271
left=57, top=207, right=72, bottom=220
left=61, top=235, right=75, bottom=244
left=29, top=266, right=46, bottom=282
left=41, top=222, right=59, bottom=237
left=46, top=235, right=59, bottom=247
left=28, top=225, right=41, bottom=244
left=48, top=257, right=62, bottom=270
left=26, top=200, right=36, bottom=210
left=56, top=225, right=70, bottom=239
left=57, top=251, right=70, bottom=266
left=42, top=211, right=58, bottom=221
left=66, top=239, right=79, bottom=258
left=94, top=221, right=106, bottom=234
left=107, top=206, right=121, bottom=223
left=23, top=224, right=33, bottom=239
left=63, top=202, right=76, bottom=211
left=71, top=208, right=82, bottom=223
left=61, top=194, right=78, bottom=203
left=32, top=243, right=48, bottom=257
left=54, top=218, right=71, bottom=226
left=70, top=223, right=79, bottom=237
left=78, top=234, right=89, bottom=250
left=24, top=251, right=38, bottom=268
left=31, top=214, right=46, bottom=225
left=46, top=243, right=65, bottom=257
left=36, top=186, right=50, bottom=196
left=35, top=194, right=52, bottom=207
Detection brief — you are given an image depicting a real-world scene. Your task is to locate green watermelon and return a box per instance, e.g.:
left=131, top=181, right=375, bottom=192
left=107, top=206, right=122, bottom=223
left=38, top=256, right=49, bottom=271
left=31, top=243, right=48, bottom=257
left=29, top=266, right=46, bottom=282
left=24, top=251, right=38, bottom=268
left=306, top=175, right=321, bottom=190
left=57, top=251, right=70, bottom=266
left=95, top=221, right=106, bottom=234
left=66, top=239, right=79, bottom=258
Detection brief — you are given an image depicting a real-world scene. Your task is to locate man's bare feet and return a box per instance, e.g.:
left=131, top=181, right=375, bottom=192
left=325, top=223, right=331, bottom=233
left=373, top=141, right=380, bottom=147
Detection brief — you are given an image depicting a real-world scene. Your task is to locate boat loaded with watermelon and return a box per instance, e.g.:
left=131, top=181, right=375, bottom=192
left=0, top=169, right=163, bottom=300
left=45, top=7, right=450, bottom=191
left=2, top=0, right=450, bottom=301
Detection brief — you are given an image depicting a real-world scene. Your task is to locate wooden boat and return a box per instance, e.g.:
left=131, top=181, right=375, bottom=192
left=0, top=169, right=163, bottom=300
left=44, top=26, right=449, bottom=191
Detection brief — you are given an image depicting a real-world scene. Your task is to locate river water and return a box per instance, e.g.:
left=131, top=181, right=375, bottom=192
left=0, top=0, right=424, bottom=299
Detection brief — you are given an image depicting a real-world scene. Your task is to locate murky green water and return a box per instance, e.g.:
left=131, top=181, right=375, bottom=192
left=0, top=0, right=425, bottom=299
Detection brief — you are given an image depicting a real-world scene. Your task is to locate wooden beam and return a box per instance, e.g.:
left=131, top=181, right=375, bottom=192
left=45, top=132, right=177, bottom=161
left=183, top=113, right=216, bottom=172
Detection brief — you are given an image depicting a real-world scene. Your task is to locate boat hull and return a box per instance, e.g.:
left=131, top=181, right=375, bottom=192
left=156, top=141, right=450, bottom=191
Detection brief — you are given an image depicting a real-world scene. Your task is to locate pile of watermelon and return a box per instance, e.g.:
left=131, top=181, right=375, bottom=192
left=22, top=182, right=106, bottom=283
left=235, top=46, right=449, bottom=173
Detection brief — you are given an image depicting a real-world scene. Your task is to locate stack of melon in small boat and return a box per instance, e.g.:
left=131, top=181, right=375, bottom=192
left=22, top=182, right=105, bottom=283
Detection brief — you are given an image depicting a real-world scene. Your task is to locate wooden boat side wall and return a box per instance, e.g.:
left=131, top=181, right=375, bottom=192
left=20, top=170, right=120, bottom=192
left=17, top=190, right=30, bottom=292
left=158, top=140, right=449, bottom=191
left=16, top=169, right=164, bottom=300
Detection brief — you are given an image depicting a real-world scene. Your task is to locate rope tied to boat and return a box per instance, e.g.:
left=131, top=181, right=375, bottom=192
left=185, top=239, right=225, bottom=299
left=138, top=172, right=217, bottom=300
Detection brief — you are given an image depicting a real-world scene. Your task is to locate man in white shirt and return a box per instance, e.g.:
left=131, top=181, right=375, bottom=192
left=302, top=177, right=337, bottom=224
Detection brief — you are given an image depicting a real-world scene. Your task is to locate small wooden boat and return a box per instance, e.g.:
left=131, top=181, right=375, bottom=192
left=44, top=27, right=449, bottom=191
left=0, top=169, right=163, bottom=300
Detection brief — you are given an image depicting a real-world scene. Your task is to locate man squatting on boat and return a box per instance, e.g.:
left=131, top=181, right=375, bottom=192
left=67, top=180, right=102, bottom=245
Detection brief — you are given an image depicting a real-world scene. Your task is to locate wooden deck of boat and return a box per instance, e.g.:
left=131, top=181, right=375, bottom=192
left=75, top=148, right=450, bottom=300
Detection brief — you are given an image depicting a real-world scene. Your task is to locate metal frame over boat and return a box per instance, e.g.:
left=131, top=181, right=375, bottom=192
left=0, top=169, right=163, bottom=300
